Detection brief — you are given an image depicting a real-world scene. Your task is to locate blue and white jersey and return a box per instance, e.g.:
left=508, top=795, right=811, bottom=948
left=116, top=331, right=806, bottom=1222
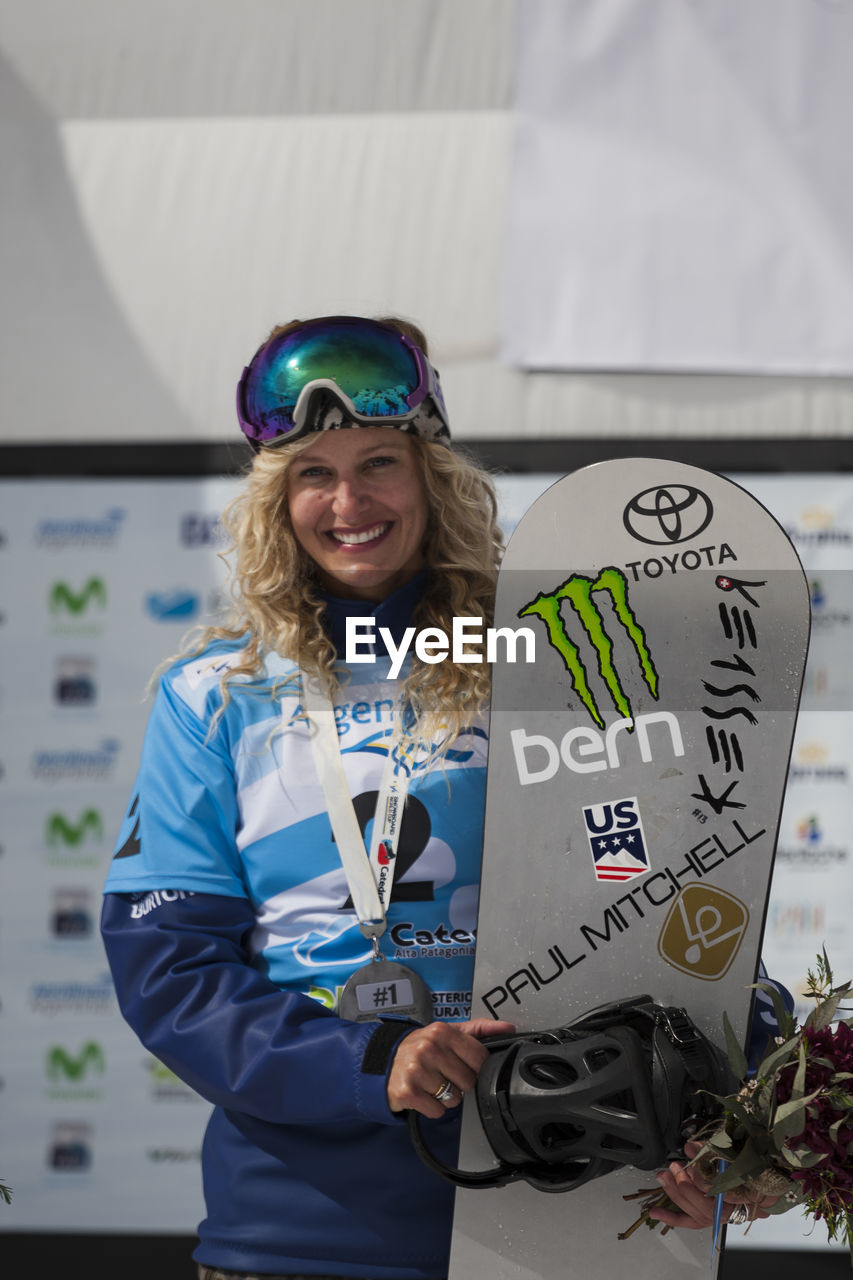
left=106, top=640, right=487, bottom=1019
left=102, top=582, right=492, bottom=1278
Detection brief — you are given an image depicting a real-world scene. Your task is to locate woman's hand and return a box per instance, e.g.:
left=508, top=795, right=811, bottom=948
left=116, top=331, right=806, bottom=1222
left=648, top=1142, right=779, bottom=1231
left=387, top=1018, right=515, bottom=1118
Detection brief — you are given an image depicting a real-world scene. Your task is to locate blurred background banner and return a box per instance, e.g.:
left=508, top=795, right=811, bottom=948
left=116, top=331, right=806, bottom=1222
left=503, top=0, right=853, bottom=374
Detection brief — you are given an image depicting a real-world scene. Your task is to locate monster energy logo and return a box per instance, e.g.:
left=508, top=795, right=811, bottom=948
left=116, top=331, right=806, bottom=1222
left=49, top=578, right=107, bottom=615
left=46, top=1042, right=105, bottom=1082
left=46, top=810, right=104, bottom=847
left=519, top=567, right=658, bottom=728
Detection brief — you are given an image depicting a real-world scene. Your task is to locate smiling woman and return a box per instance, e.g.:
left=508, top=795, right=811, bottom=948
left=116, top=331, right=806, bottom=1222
left=216, top=320, right=501, bottom=752
left=100, top=314, right=790, bottom=1280
left=101, top=315, right=513, bottom=1280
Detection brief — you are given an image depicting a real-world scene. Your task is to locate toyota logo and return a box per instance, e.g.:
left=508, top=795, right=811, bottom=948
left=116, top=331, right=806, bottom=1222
left=623, top=485, right=714, bottom=545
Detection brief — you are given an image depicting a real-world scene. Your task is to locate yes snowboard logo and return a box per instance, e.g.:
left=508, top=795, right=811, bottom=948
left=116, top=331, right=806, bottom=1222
left=658, top=883, right=749, bottom=980
left=519, top=567, right=658, bottom=728
left=582, top=796, right=650, bottom=882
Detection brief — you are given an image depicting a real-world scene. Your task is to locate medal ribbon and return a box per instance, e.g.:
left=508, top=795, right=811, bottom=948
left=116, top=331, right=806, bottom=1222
left=299, top=675, right=411, bottom=943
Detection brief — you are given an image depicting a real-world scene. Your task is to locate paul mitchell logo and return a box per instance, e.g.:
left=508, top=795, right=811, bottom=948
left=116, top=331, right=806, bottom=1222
left=657, top=884, right=749, bottom=980
left=623, top=485, right=714, bottom=545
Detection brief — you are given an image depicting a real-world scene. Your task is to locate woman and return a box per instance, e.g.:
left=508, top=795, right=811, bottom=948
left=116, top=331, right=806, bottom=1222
left=102, top=315, right=776, bottom=1280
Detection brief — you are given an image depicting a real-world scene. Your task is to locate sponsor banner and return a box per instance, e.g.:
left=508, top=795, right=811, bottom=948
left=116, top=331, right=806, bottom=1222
left=0, top=478, right=228, bottom=1233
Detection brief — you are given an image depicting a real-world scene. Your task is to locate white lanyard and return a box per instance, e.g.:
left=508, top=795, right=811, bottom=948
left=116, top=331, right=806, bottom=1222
left=299, top=674, right=412, bottom=945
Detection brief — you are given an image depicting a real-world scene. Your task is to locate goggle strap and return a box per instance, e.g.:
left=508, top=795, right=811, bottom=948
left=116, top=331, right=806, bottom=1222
left=292, top=380, right=432, bottom=434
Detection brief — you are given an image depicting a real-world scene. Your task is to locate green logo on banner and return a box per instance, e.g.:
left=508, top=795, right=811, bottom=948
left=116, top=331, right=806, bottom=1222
left=49, top=578, right=107, bottom=615
left=519, top=566, right=658, bottom=728
left=46, top=810, right=104, bottom=847
left=46, top=1042, right=105, bottom=1082
left=148, top=1059, right=182, bottom=1084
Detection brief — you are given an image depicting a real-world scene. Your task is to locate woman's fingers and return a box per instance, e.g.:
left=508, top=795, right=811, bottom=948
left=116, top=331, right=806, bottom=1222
left=649, top=1160, right=777, bottom=1231
left=462, top=1017, right=516, bottom=1041
left=387, top=1019, right=514, bottom=1117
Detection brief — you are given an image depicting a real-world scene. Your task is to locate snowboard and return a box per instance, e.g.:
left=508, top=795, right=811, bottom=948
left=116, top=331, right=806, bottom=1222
left=447, top=458, right=810, bottom=1280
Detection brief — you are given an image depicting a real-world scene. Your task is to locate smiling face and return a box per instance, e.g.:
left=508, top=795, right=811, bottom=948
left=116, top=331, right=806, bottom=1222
left=285, top=428, right=430, bottom=602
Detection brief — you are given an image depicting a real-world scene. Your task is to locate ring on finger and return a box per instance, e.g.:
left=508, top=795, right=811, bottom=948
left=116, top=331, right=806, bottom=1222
left=432, top=1079, right=455, bottom=1104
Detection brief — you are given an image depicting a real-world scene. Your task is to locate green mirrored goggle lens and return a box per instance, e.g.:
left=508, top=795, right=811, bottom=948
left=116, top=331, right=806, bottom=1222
left=241, top=318, right=424, bottom=443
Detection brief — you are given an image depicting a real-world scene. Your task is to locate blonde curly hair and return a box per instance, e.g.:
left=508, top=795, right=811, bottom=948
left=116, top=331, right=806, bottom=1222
left=183, top=318, right=502, bottom=754
left=177, top=316, right=503, bottom=750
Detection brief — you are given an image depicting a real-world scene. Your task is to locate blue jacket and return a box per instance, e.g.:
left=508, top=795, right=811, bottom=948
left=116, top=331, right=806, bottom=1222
left=103, top=579, right=487, bottom=1277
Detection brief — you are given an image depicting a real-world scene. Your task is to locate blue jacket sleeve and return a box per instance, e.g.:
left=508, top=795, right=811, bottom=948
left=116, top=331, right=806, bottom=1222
left=101, top=889, right=417, bottom=1126
left=102, top=882, right=792, bottom=1128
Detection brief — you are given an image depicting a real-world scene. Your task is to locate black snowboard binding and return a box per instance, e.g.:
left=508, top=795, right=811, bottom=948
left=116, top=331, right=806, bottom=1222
left=409, top=995, right=735, bottom=1193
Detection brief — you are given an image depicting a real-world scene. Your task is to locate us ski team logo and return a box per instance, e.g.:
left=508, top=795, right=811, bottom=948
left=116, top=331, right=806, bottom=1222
left=582, top=796, right=650, bottom=882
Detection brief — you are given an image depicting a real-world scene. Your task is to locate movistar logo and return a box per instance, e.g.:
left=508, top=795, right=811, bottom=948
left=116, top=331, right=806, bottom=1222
left=46, top=809, right=104, bottom=847
left=46, top=1042, right=105, bottom=1082
left=519, top=567, right=658, bottom=728
left=49, top=578, right=107, bottom=616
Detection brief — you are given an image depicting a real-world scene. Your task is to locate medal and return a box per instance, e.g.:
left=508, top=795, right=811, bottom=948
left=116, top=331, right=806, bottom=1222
left=300, top=677, right=435, bottom=1028
left=338, top=957, right=434, bottom=1025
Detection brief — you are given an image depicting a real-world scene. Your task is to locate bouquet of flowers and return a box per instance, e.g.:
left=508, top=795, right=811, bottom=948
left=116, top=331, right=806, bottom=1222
left=621, top=952, right=853, bottom=1258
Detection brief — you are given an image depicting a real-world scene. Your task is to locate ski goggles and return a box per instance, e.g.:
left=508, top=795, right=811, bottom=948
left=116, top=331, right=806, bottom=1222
left=236, top=316, right=451, bottom=450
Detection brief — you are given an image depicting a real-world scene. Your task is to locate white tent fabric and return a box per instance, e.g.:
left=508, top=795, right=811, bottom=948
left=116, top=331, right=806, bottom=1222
left=2, top=0, right=852, bottom=445
left=504, top=0, right=853, bottom=377
left=1, top=0, right=518, bottom=444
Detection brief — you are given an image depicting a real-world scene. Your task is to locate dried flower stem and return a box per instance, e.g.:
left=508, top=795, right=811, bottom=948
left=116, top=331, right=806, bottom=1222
left=618, top=1188, right=674, bottom=1239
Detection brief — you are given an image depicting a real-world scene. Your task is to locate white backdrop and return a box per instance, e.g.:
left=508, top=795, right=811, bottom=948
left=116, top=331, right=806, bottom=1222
left=504, top=0, right=853, bottom=375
